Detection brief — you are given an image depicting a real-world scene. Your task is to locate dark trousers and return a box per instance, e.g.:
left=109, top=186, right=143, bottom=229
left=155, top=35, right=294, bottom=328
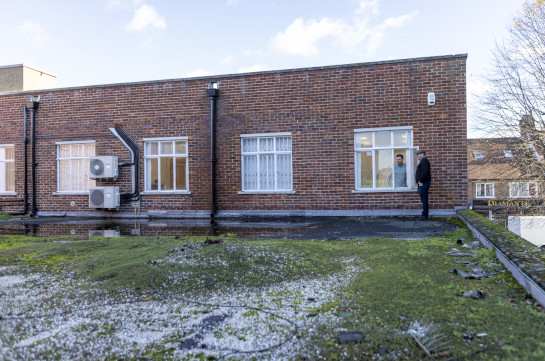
left=418, top=182, right=430, bottom=217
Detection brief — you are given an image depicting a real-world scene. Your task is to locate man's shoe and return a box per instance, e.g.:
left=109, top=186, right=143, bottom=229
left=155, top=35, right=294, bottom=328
left=418, top=216, right=428, bottom=221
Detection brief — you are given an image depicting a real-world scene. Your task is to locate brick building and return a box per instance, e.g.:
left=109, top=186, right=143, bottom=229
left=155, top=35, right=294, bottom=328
left=468, top=137, right=545, bottom=215
left=0, top=54, right=467, bottom=219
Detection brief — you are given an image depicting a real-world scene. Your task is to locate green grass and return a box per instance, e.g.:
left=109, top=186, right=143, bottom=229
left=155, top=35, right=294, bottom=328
left=1, top=221, right=545, bottom=360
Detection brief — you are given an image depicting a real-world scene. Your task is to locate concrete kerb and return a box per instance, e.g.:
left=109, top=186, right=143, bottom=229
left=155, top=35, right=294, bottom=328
left=457, top=210, right=545, bottom=308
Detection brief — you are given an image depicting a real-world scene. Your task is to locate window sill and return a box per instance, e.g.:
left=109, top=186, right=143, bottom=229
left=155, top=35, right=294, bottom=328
left=142, top=191, right=192, bottom=195
left=53, top=192, right=89, bottom=195
left=0, top=192, right=17, bottom=196
left=238, top=190, right=296, bottom=194
left=352, top=188, right=417, bottom=193
left=476, top=197, right=495, bottom=199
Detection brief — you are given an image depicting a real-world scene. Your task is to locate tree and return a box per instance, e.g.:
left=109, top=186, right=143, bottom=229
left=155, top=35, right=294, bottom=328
left=475, top=0, right=545, bottom=180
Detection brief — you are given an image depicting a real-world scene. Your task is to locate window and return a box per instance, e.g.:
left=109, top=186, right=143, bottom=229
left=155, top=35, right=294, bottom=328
left=476, top=183, right=494, bottom=198
left=144, top=137, right=188, bottom=192
left=472, top=150, right=484, bottom=160
left=354, top=127, right=416, bottom=190
left=241, top=133, right=292, bottom=192
left=0, top=145, right=15, bottom=193
left=57, top=142, right=96, bottom=192
left=509, top=182, right=538, bottom=198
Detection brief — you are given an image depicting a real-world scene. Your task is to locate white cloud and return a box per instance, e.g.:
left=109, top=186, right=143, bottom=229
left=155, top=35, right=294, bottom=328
left=237, top=64, right=269, bottom=73
left=366, top=12, right=418, bottom=53
left=17, top=21, right=54, bottom=48
left=226, top=0, right=239, bottom=6
left=269, top=0, right=417, bottom=57
left=126, top=4, right=167, bottom=32
left=270, top=17, right=346, bottom=57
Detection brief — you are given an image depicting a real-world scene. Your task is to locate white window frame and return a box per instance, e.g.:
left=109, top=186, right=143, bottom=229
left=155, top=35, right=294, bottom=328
left=239, top=132, right=294, bottom=194
left=509, top=182, right=538, bottom=198
left=0, top=144, right=15, bottom=194
left=353, top=126, right=417, bottom=193
left=55, top=141, right=96, bottom=194
left=143, top=137, right=190, bottom=194
left=476, top=182, right=494, bottom=198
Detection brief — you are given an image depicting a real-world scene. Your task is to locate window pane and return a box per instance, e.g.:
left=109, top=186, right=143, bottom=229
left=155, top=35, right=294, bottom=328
left=72, top=159, right=83, bottom=191
left=393, top=131, right=409, bottom=146
left=175, top=141, right=187, bottom=155
left=277, top=154, right=292, bottom=189
left=276, top=137, right=292, bottom=151
left=175, top=157, right=187, bottom=190
left=59, top=145, right=70, bottom=158
left=259, top=154, right=274, bottom=190
left=72, top=144, right=83, bottom=157
left=85, top=144, right=95, bottom=158
left=83, top=159, right=90, bottom=191
left=5, top=147, right=14, bottom=160
left=242, top=138, right=257, bottom=152
left=355, top=133, right=372, bottom=148
left=530, top=183, right=538, bottom=197
left=375, top=149, right=393, bottom=188
left=147, top=158, right=159, bottom=190
left=394, top=149, right=407, bottom=187
left=359, top=151, right=373, bottom=188
left=147, top=142, right=159, bottom=156
left=160, top=157, right=174, bottom=190
left=375, top=132, right=391, bottom=147
left=243, top=155, right=257, bottom=190
left=161, top=142, right=173, bottom=155
left=6, top=162, right=14, bottom=192
left=59, top=160, right=70, bottom=191
left=259, top=138, right=274, bottom=152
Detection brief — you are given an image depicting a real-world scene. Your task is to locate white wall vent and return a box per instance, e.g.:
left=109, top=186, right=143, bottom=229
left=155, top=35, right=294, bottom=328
left=89, top=186, right=120, bottom=209
left=90, top=156, right=118, bottom=179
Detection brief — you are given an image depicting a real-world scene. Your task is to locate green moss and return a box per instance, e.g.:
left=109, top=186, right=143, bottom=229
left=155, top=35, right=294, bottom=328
left=458, top=209, right=545, bottom=287
left=2, top=222, right=545, bottom=360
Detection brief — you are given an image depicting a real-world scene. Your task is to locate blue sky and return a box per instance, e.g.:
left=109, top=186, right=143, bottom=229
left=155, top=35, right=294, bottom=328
left=0, top=0, right=524, bottom=134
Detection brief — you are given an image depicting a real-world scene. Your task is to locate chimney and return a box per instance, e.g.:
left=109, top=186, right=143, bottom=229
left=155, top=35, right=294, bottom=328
left=520, top=115, right=535, bottom=138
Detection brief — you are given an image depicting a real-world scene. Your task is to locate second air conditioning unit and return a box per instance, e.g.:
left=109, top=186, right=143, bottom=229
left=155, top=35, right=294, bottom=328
left=89, top=186, right=120, bottom=209
left=90, top=156, right=118, bottom=180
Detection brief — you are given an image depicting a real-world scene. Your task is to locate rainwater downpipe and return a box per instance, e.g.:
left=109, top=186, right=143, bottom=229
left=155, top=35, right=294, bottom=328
left=108, top=126, right=140, bottom=202
left=26, top=96, right=40, bottom=217
left=206, top=82, right=219, bottom=221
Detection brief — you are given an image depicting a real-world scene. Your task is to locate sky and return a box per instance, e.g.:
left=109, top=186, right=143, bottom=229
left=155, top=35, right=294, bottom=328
left=0, top=0, right=525, bottom=135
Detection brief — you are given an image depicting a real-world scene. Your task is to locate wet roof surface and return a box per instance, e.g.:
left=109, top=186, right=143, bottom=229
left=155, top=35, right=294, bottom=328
left=0, top=216, right=456, bottom=240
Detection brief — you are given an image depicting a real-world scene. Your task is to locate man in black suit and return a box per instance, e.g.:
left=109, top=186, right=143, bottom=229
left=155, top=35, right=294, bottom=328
left=415, top=150, right=431, bottom=220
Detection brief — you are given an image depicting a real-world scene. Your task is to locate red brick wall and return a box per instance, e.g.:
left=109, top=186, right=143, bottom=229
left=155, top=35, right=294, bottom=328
left=0, top=55, right=467, bottom=216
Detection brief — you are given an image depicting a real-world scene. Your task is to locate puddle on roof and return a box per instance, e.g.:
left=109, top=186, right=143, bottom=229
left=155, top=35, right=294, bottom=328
left=0, top=217, right=455, bottom=240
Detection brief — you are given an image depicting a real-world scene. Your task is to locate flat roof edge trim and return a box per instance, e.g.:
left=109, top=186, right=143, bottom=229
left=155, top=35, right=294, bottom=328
left=0, top=54, right=467, bottom=96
